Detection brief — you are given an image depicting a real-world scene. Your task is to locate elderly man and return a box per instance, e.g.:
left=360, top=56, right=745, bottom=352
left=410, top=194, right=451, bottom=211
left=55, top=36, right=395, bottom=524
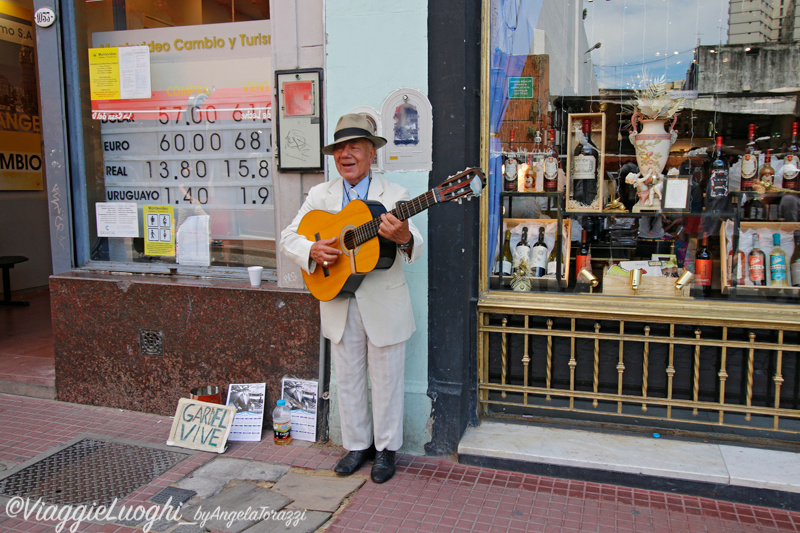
left=280, top=113, right=423, bottom=483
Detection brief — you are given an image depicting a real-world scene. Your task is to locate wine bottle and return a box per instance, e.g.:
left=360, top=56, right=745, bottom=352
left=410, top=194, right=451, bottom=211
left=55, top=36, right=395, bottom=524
left=727, top=244, right=745, bottom=286
left=709, top=137, right=729, bottom=198
left=514, top=226, right=531, bottom=275
left=769, top=232, right=788, bottom=287
left=570, top=118, right=598, bottom=206
left=759, top=149, right=775, bottom=187
left=504, top=155, right=519, bottom=192
left=740, top=124, right=758, bottom=191
left=546, top=242, right=563, bottom=278
left=495, top=229, right=513, bottom=276
left=742, top=194, right=766, bottom=221
left=530, top=227, right=548, bottom=278
left=575, top=229, right=591, bottom=277
left=748, top=233, right=766, bottom=286
left=790, top=230, right=800, bottom=286
left=784, top=122, right=800, bottom=191
left=543, top=128, right=560, bottom=192
left=695, top=232, right=713, bottom=296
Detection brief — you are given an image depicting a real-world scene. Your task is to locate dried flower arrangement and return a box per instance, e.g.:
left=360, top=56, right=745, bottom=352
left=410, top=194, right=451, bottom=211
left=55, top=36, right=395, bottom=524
left=632, top=76, right=685, bottom=120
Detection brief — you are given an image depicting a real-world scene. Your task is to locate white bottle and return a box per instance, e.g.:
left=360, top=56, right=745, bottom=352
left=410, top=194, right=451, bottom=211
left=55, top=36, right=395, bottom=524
left=272, top=399, right=292, bottom=445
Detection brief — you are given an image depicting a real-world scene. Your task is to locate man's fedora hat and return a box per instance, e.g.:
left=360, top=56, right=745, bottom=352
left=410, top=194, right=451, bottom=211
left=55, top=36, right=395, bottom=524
left=321, top=113, right=387, bottom=155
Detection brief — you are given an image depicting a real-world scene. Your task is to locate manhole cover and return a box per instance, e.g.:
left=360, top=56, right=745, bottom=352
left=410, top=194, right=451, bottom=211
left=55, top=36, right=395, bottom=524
left=0, top=438, right=189, bottom=506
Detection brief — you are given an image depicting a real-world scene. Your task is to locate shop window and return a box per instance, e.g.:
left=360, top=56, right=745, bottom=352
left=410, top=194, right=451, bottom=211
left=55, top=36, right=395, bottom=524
left=76, top=1, right=275, bottom=271
left=486, top=0, right=800, bottom=305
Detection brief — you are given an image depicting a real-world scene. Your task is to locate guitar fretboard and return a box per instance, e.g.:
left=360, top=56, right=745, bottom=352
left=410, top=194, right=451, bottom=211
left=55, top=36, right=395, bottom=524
left=346, top=190, right=438, bottom=249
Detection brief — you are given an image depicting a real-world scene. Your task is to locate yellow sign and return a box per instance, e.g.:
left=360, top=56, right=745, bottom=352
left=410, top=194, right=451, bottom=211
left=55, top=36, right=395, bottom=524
left=89, top=47, right=121, bottom=100
left=0, top=1, right=42, bottom=191
left=143, top=205, right=175, bottom=256
left=0, top=131, right=42, bottom=190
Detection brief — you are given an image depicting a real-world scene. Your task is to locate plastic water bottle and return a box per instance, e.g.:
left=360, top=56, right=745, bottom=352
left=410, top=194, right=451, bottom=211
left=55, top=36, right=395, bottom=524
left=272, top=399, right=292, bottom=445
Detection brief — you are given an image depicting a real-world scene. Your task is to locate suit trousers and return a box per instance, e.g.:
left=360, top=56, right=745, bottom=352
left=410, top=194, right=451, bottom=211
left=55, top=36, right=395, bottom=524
left=331, top=298, right=405, bottom=452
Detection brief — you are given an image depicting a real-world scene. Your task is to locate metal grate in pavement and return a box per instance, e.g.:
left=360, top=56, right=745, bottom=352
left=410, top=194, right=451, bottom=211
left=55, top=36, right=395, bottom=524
left=0, top=438, right=189, bottom=506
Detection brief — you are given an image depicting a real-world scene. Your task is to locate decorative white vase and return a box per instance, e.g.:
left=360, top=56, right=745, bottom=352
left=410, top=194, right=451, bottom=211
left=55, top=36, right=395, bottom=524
left=629, top=113, right=678, bottom=177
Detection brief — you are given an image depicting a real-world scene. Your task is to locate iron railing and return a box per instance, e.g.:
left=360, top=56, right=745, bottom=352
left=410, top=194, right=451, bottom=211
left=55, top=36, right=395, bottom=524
left=477, top=294, right=800, bottom=439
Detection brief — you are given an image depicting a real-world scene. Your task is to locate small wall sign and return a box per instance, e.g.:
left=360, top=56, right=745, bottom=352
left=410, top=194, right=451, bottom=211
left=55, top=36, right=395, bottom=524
left=34, top=8, right=55, bottom=28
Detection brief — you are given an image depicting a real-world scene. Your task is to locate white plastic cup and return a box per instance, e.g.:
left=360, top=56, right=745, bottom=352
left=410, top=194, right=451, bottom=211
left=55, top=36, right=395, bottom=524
left=248, top=266, right=263, bottom=287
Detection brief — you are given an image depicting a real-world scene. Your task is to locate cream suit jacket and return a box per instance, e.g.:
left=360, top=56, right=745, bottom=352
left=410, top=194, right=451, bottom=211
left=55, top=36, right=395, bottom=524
left=280, top=175, right=424, bottom=347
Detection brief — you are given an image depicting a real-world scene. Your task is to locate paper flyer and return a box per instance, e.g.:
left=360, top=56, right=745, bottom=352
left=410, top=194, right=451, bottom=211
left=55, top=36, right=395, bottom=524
left=96, top=202, right=139, bottom=237
left=176, top=215, right=210, bottom=266
left=281, top=377, right=318, bottom=442
left=225, top=382, right=266, bottom=442
left=143, top=205, right=175, bottom=256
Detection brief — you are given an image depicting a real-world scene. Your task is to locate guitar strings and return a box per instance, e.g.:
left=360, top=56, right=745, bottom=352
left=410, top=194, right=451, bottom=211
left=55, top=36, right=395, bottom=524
left=339, top=170, right=481, bottom=251
left=349, top=191, right=438, bottom=248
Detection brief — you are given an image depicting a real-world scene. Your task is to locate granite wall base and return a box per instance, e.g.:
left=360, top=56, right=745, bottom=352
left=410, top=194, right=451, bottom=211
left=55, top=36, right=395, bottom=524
left=50, top=272, right=320, bottom=417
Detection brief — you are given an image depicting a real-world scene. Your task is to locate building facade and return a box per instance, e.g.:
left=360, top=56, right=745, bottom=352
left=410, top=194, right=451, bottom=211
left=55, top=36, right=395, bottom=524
left=3, top=0, right=800, bottom=460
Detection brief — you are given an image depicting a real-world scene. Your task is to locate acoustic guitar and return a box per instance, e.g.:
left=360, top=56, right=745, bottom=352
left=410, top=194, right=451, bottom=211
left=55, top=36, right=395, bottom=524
left=298, top=167, right=485, bottom=301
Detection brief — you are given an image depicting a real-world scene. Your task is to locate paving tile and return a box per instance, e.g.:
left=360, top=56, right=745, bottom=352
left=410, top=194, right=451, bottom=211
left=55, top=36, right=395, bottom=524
left=240, top=510, right=331, bottom=532
left=175, top=458, right=290, bottom=498
left=172, top=525, right=208, bottom=533
left=271, top=472, right=365, bottom=513
left=180, top=482, right=292, bottom=533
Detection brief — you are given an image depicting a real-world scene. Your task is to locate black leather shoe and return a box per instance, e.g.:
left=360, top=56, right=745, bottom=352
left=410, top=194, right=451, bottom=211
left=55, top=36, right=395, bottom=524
left=370, top=450, right=396, bottom=483
left=334, top=445, right=375, bottom=475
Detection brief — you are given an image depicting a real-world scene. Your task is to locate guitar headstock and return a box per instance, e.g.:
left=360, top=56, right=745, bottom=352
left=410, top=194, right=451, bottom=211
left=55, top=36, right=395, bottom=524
left=433, top=167, right=486, bottom=204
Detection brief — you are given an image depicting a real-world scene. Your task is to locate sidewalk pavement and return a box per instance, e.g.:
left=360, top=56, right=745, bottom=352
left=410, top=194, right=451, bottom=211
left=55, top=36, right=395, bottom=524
left=1, top=394, right=799, bottom=533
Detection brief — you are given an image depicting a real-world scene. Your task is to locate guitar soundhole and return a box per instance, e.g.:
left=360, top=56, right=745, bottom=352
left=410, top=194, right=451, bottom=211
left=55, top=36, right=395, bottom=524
left=342, top=229, right=356, bottom=251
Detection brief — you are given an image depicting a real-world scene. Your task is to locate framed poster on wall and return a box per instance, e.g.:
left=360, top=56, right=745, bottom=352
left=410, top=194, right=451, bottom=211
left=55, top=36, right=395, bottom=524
left=275, top=69, right=323, bottom=171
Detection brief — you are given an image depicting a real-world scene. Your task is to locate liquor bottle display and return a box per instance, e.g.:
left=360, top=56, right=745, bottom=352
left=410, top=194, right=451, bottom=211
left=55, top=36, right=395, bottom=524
left=543, top=128, right=560, bottom=192
left=571, top=118, right=598, bottom=205
left=695, top=232, right=713, bottom=296
left=740, top=124, right=757, bottom=191
left=748, top=233, right=767, bottom=286
left=784, top=122, right=800, bottom=191
left=769, top=232, right=788, bottom=287
left=759, top=149, right=775, bottom=187
left=575, top=229, right=592, bottom=277
left=530, top=227, right=548, bottom=278
left=708, top=137, right=729, bottom=198
left=791, top=230, right=800, bottom=287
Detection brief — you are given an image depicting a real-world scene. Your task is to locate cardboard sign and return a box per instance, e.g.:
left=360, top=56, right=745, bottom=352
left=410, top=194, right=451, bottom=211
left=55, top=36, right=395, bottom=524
left=166, top=398, right=236, bottom=453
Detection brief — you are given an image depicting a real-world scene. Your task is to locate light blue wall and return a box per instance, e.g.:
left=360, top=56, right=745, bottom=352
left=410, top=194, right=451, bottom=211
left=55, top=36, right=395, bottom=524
left=325, top=0, right=431, bottom=454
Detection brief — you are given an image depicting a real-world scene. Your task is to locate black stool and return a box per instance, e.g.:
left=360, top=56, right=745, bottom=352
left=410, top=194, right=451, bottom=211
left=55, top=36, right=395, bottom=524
left=0, top=256, right=30, bottom=307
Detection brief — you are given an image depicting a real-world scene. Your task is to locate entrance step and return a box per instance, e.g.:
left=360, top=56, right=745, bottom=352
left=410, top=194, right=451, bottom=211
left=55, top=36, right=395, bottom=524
left=0, top=354, right=55, bottom=399
left=458, top=420, right=800, bottom=511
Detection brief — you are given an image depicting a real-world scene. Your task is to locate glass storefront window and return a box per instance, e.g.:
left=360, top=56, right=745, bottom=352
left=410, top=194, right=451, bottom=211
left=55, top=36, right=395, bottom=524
left=487, top=0, right=800, bottom=304
left=77, top=0, right=274, bottom=271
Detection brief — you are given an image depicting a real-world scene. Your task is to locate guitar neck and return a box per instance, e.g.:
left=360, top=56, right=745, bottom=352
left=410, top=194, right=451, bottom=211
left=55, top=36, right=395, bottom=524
left=354, top=190, right=437, bottom=246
